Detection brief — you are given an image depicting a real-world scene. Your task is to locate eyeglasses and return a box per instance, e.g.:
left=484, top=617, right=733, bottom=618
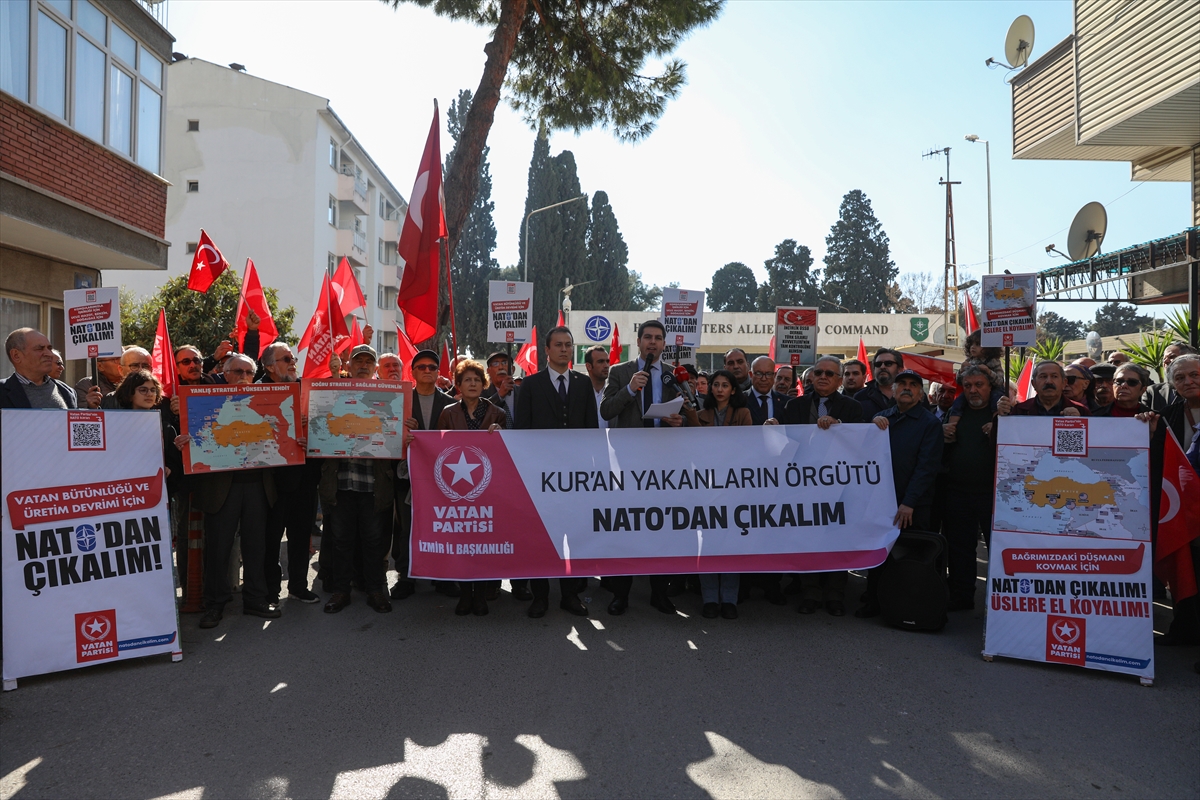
left=1065, top=375, right=1087, bottom=384
left=1113, top=378, right=1141, bottom=387
left=811, top=369, right=839, bottom=378
left=276, top=356, right=297, bottom=364
left=134, top=386, right=158, bottom=396
left=176, top=358, right=202, bottom=366
left=224, top=368, right=254, bottom=376
left=413, top=364, right=439, bottom=372
left=874, top=360, right=898, bottom=368
left=751, top=371, right=775, bottom=379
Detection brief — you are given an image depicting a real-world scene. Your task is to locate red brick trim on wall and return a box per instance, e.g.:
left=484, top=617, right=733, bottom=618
left=0, top=92, right=166, bottom=238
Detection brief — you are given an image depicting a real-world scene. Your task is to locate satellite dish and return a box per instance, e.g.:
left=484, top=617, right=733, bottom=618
left=1005, top=16, right=1036, bottom=68
left=1067, top=202, right=1107, bottom=261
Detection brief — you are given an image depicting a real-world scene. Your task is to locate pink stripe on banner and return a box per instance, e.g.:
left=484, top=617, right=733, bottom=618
left=564, top=550, right=889, bottom=577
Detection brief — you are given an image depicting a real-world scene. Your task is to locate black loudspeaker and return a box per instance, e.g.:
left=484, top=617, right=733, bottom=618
left=877, top=530, right=948, bottom=632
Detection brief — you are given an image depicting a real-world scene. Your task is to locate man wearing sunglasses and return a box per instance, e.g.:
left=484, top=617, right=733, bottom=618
left=391, top=349, right=456, bottom=601
left=258, top=343, right=322, bottom=605
left=771, top=355, right=864, bottom=616
left=998, top=361, right=1088, bottom=418
left=855, top=349, right=903, bottom=419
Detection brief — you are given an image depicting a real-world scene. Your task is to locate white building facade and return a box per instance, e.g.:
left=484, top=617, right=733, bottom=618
left=110, top=58, right=407, bottom=354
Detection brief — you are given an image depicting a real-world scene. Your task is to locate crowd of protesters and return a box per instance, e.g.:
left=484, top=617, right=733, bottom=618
left=3, top=318, right=1198, bottom=665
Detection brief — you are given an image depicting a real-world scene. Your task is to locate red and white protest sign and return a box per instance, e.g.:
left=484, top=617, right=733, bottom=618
left=488, top=281, right=534, bottom=344
left=984, top=417, right=1154, bottom=682
left=409, top=424, right=899, bottom=580
left=774, top=307, right=818, bottom=366
left=980, top=274, right=1037, bottom=349
left=63, top=287, right=121, bottom=360
left=2, top=410, right=180, bottom=687
left=660, top=287, right=704, bottom=349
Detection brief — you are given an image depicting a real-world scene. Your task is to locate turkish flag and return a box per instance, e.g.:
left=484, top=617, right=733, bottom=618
left=234, top=258, right=278, bottom=358
left=339, top=316, right=364, bottom=356
left=768, top=335, right=776, bottom=361
left=900, top=353, right=958, bottom=387
left=298, top=273, right=350, bottom=378
left=395, top=323, right=418, bottom=382
left=609, top=324, right=621, bottom=366
left=516, top=326, right=539, bottom=375
left=150, top=308, right=177, bottom=398
left=963, top=293, right=980, bottom=335
left=331, top=257, right=367, bottom=318
left=1155, top=429, right=1200, bottom=600
left=187, top=229, right=229, bottom=292
left=857, top=338, right=872, bottom=383
left=1015, top=356, right=1034, bottom=402
left=439, top=339, right=456, bottom=381
left=396, top=106, right=446, bottom=345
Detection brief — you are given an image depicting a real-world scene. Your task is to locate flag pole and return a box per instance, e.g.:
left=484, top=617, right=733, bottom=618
left=441, top=236, right=458, bottom=363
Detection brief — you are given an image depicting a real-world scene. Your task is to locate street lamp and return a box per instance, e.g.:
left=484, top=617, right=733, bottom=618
left=523, top=194, right=588, bottom=282
left=964, top=134, right=993, bottom=275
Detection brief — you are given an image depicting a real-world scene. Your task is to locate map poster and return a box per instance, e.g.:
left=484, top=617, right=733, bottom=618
left=984, top=416, right=1154, bottom=682
left=487, top=281, right=534, bottom=344
left=660, top=288, right=704, bottom=349
left=980, top=274, right=1037, bottom=348
left=304, top=379, right=412, bottom=459
left=63, top=287, right=121, bottom=360
left=774, top=307, right=819, bottom=366
left=2, top=409, right=180, bottom=685
left=178, top=383, right=304, bottom=474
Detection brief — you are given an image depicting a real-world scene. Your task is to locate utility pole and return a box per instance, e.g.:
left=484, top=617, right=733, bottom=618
left=923, top=147, right=961, bottom=347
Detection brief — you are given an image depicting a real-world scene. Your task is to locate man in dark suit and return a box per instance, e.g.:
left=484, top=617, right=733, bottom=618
left=600, top=320, right=684, bottom=615
left=392, top=348, right=456, bottom=599
left=514, top=326, right=598, bottom=618
left=773, top=355, right=864, bottom=615
left=2, top=328, right=89, bottom=409
left=747, top=356, right=789, bottom=425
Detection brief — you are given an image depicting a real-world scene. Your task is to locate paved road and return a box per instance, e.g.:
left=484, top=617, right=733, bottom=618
left=2, top=558, right=1197, bottom=800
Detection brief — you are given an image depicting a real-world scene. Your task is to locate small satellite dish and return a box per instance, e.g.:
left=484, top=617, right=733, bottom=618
left=1005, top=16, right=1036, bottom=68
left=1067, top=202, right=1107, bottom=261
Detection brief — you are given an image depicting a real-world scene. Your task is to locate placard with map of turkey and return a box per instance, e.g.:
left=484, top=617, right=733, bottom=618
left=303, top=379, right=412, bottom=459
left=178, top=383, right=304, bottom=474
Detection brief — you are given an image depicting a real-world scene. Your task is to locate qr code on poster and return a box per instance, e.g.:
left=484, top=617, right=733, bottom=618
left=1052, top=420, right=1088, bottom=457
left=67, top=411, right=106, bottom=451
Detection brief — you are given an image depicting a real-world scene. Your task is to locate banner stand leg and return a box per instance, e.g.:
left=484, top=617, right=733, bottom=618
left=172, top=651, right=183, bottom=662
left=3, top=679, right=17, bottom=691
left=1140, top=677, right=1153, bottom=687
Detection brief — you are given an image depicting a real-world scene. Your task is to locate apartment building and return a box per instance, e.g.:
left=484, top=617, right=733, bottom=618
left=112, top=58, right=408, bottom=354
left=1, top=0, right=173, bottom=382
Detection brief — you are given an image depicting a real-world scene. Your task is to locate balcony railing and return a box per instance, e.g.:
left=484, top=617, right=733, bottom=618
left=340, top=164, right=367, bottom=198
left=354, top=230, right=367, bottom=252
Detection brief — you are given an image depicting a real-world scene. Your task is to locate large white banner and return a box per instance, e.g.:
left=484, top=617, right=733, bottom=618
left=984, top=416, right=1154, bottom=682
left=409, top=424, right=898, bottom=580
left=487, top=280, right=534, bottom=344
left=63, top=287, right=122, bottom=359
left=2, top=410, right=180, bottom=686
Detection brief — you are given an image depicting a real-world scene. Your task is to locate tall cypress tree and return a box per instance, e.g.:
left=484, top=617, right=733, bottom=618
left=518, top=126, right=589, bottom=366
left=756, top=239, right=820, bottom=311
left=588, top=190, right=631, bottom=310
left=821, top=190, right=897, bottom=313
left=445, top=89, right=498, bottom=358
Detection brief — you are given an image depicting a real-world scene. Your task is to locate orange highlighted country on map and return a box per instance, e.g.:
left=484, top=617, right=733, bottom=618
left=211, top=419, right=274, bottom=448
left=326, top=413, right=383, bottom=437
left=1023, top=476, right=1114, bottom=509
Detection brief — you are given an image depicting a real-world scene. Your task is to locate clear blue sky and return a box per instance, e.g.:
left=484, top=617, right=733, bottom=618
left=168, top=0, right=1190, bottom=324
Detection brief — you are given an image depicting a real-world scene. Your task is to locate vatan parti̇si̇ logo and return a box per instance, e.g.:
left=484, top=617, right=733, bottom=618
left=433, top=446, right=493, bottom=502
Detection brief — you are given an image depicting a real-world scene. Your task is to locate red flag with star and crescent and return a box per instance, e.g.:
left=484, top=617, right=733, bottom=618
left=395, top=105, right=446, bottom=345
left=1156, top=429, right=1200, bottom=600
left=608, top=324, right=621, bottom=366
left=233, top=258, right=278, bottom=358
left=857, top=338, right=873, bottom=383
left=515, top=326, right=539, bottom=375
left=395, top=323, right=418, bottom=382
left=150, top=308, right=177, bottom=398
left=187, top=229, right=230, bottom=292
left=331, top=257, right=368, bottom=319
left=963, top=293, right=981, bottom=335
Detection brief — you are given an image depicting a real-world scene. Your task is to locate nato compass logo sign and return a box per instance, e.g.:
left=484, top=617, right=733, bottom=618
left=584, top=315, right=612, bottom=343
left=433, top=446, right=492, bottom=502
left=75, top=523, right=98, bottom=552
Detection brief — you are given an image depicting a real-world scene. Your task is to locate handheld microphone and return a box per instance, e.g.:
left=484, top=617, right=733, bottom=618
left=673, top=364, right=699, bottom=408
left=637, top=351, right=657, bottom=392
